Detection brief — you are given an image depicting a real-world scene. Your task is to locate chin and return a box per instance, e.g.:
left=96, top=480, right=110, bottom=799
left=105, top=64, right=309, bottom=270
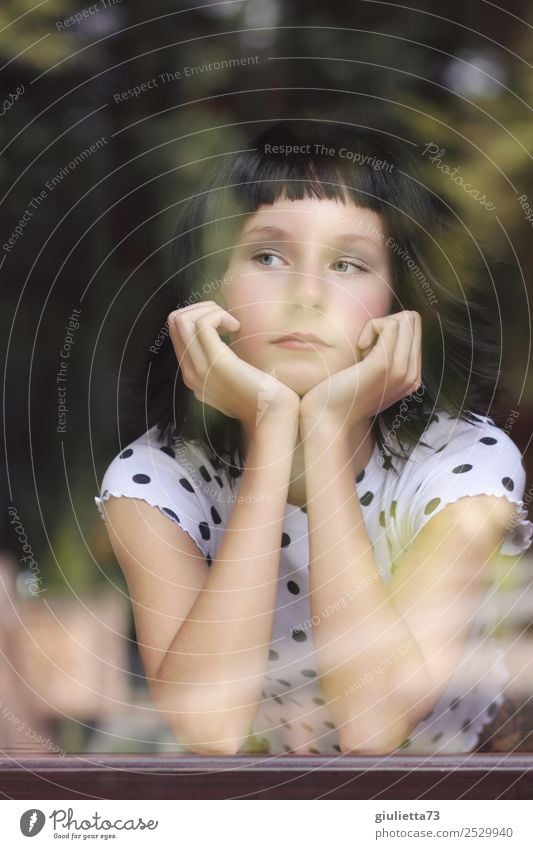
left=276, top=373, right=326, bottom=397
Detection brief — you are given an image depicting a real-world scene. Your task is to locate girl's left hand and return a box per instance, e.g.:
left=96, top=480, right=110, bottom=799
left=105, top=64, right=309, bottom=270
left=299, top=310, right=422, bottom=438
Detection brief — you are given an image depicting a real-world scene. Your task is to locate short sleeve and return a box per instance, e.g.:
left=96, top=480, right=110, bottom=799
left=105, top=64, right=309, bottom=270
left=404, top=424, right=533, bottom=557
left=94, top=436, right=213, bottom=560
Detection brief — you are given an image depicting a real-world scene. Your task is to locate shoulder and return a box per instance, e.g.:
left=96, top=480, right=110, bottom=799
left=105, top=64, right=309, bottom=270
left=390, top=411, right=532, bottom=555
left=404, top=411, right=525, bottom=486
left=98, top=426, right=228, bottom=500
left=95, top=427, right=235, bottom=556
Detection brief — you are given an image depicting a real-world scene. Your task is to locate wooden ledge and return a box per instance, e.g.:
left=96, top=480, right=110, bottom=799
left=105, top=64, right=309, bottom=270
left=1, top=753, right=532, bottom=799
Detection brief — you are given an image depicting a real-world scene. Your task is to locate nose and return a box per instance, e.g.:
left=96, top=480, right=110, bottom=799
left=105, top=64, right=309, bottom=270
left=288, top=266, right=325, bottom=311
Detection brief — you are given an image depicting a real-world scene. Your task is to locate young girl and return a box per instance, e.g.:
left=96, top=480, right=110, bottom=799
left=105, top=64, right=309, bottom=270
left=94, top=121, right=532, bottom=757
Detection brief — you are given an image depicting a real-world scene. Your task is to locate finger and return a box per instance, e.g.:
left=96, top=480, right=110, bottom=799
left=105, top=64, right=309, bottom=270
left=356, top=318, right=380, bottom=351
left=356, top=313, right=397, bottom=353
left=171, top=304, right=233, bottom=372
left=377, top=320, right=403, bottom=395
left=168, top=305, right=217, bottom=370
left=194, top=309, right=242, bottom=371
left=363, top=316, right=400, bottom=366
left=392, top=312, right=417, bottom=380
left=168, top=300, right=222, bottom=318
left=408, top=311, right=423, bottom=389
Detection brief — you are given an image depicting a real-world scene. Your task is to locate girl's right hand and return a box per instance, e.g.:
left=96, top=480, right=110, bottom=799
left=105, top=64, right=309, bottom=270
left=167, top=301, right=301, bottom=432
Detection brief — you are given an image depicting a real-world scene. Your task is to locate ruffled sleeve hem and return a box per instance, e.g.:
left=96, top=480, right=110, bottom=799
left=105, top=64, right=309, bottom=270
left=500, top=500, right=533, bottom=556
left=94, top=492, right=209, bottom=560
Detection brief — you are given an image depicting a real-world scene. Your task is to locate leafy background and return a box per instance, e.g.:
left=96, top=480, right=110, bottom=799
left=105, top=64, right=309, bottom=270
left=1, top=0, right=532, bottom=752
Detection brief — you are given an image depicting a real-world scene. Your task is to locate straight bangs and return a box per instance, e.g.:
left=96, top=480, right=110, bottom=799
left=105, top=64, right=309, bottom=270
left=200, top=122, right=403, bottom=240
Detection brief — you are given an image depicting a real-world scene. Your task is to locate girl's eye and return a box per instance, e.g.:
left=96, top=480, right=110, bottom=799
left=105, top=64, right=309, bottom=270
left=333, top=259, right=367, bottom=273
left=253, top=251, right=284, bottom=267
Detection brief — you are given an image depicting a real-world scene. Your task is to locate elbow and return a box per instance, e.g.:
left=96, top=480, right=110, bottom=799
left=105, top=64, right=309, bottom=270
left=338, top=719, right=410, bottom=756
left=148, top=676, right=250, bottom=756
left=159, top=710, right=243, bottom=756
left=338, top=732, right=407, bottom=756
left=174, top=728, right=241, bottom=756
left=150, top=687, right=243, bottom=755
left=337, top=665, right=432, bottom=755
left=152, top=703, right=242, bottom=754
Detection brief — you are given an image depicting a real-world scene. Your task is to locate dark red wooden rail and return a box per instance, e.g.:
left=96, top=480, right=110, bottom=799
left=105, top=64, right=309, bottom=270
left=0, top=754, right=532, bottom=799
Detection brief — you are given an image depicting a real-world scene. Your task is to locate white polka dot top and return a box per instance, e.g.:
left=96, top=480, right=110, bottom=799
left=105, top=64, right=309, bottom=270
left=94, top=410, right=533, bottom=755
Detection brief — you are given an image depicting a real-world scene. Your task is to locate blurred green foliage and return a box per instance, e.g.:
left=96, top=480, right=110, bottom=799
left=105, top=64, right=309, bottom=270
left=1, top=0, right=532, bottom=593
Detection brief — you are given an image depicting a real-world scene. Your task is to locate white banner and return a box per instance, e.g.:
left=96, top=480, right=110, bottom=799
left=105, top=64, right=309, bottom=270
left=1, top=800, right=531, bottom=847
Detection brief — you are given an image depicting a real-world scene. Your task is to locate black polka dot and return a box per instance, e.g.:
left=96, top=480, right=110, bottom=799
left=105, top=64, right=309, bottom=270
left=199, top=521, right=210, bottom=541
left=356, top=469, right=365, bottom=483
left=283, top=745, right=293, bottom=752
left=280, top=717, right=292, bottom=728
left=287, top=580, right=300, bottom=595
left=449, top=696, right=461, bottom=711
left=179, top=477, right=194, bottom=493
left=301, top=721, right=314, bottom=733
left=214, top=475, right=224, bottom=488
left=162, top=508, right=180, bottom=522
left=502, top=477, right=514, bottom=491
left=324, top=721, right=335, bottom=729
left=488, top=701, right=498, bottom=718
left=300, top=505, right=307, bottom=513
left=430, top=731, right=443, bottom=743
left=379, top=510, right=386, bottom=528
left=228, top=466, right=242, bottom=478
left=160, top=446, right=175, bottom=458
left=292, top=629, right=307, bottom=642
left=276, top=678, right=291, bottom=687
left=429, top=414, right=440, bottom=424
left=132, top=473, right=150, bottom=484
left=390, top=500, right=397, bottom=518
left=268, top=649, right=279, bottom=661
left=332, top=744, right=341, bottom=752
left=300, top=668, right=316, bottom=677
left=313, top=697, right=325, bottom=705
left=273, top=695, right=283, bottom=704
left=206, top=553, right=212, bottom=567
left=199, top=465, right=212, bottom=482
left=211, top=506, right=222, bottom=524
left=102, top=489, right=109, bottom=498
left=424, top=497, right=441, bottom=515
left=119, top=448, right=133, bottom=459
left=452, top=464, right=473, bottom=474
left=382, top=454, right=393, bottom=470
left=308, top=747, right=321, bottom=754
left=435, top=443, right=448, bottom=453
left=461, top=718, right=472, bottom=733
left=281, top=533, right=291, bottom=548
left=480, top=436, right=498, bottom=445
left=360, top=491, right=374, bottom=507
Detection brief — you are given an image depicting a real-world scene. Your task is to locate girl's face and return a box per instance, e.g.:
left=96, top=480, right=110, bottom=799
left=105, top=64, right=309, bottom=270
left=221, top=196, right=394, bottom=396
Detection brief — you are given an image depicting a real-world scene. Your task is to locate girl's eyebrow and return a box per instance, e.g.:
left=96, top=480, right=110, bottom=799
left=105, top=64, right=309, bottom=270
left=240, top=225, right=383, bottom=248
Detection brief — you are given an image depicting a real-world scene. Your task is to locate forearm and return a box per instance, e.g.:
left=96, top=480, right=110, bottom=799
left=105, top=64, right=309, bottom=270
left=152, top=416, right=298, bottom=754
left=303, top=427, right=432, bottom=752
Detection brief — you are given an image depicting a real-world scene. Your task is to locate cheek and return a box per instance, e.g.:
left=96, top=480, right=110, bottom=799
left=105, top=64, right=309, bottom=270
left=343, top=288, right=391, bottom=331
left=225, top=299, right=273, bottom=362
left=337, top=289, right=392, bottom=360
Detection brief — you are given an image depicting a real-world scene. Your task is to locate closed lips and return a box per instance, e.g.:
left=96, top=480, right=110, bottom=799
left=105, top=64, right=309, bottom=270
left=273, top=333, right=329, bottom=345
